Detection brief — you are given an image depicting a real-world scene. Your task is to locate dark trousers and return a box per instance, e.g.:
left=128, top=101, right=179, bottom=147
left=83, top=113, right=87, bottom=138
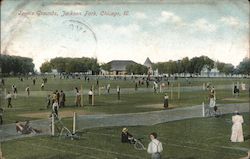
left=54, top=107, right=58, bottom=116
left=0, top=116, right=3, bottom=125
left=164, top=99, right=168, bottom=108
left=8, top=99, right=12, bottom=108
left=60, top=101, right=65, bottom=107
left=152, top=152, right=161, bottom=159
left=117, top=92, right=120, bottom=100
left=47, top=101, right=51, bottom=109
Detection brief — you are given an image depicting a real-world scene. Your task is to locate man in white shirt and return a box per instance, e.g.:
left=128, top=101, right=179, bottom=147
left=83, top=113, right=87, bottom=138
left=153, top=81, right=158, bottom=93
left=88, top=89, right=93, bottom=105
left=147, top=132, right=163, bottom=159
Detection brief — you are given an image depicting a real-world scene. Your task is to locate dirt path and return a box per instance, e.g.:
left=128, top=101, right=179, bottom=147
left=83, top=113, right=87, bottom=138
left=18, top=110, right=94, bottom=119
left=0, top=103, right=249, bottom=142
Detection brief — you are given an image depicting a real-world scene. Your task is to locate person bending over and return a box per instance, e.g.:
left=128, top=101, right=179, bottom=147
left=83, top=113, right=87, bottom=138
left=121, top=128, right=135, bottom=144
left=15, top=120, right=41, bottom=134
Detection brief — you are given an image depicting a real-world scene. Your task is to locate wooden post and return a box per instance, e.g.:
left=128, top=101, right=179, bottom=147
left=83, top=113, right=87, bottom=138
left=202, top=102, right=205, bottom=117
left=73, top=112, right=76, bottom=134
left=98, top=86, right=101, bottom=96
left=51, top=114, right=55, bottom=136
left=81, top=84, right=83, bottom=107
left=171, top=83, right=173, bottom=100
left=178, top=83, right=180, bottom=99
left=232, top=82, right=234, bottom=96
left=92, top=85, right=94, bottom=106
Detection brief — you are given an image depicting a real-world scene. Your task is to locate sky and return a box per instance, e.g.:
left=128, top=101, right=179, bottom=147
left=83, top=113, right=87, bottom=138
left=1, top=0, right=249, bottom=71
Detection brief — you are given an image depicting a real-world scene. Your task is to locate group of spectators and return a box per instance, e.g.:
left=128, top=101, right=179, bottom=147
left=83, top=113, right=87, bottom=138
left=47, top=90, right=66, bottom=116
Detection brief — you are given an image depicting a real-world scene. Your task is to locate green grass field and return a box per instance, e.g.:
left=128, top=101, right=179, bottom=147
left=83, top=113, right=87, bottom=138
left=1, top=113, right=249, bottom=159
left=1, top=76, right=249, bottom=123
left=0, top=76, right=249, bottom=159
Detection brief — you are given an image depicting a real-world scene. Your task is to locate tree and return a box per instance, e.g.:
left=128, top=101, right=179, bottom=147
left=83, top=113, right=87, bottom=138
left=40, top=57, right=100, bottom=74
left=50, top=57, right=66, bottom=73
left=101, top=63, right=111, bottom=72
left=126, top=64, right=148, bottom=75
left=40, top=61, right=52, bottom=73
left=216, top=61, right=234, bottom=75
left=0, top=55, right=34, bottom=75
left=189, top=56, right=214, bottom=74
left=180, top=57, right=190, bottom=74
left=222, top=64, right=234, bottom=75
left=237, top=58, right=250, bottom=75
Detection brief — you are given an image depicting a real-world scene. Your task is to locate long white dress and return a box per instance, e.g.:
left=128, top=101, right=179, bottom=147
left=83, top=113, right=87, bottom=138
left=230, top=115, right=244, bottom=142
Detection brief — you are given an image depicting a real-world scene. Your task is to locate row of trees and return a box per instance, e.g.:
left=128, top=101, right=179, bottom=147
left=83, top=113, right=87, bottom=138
left=236, top=58, right=250, bottom=75
left=40, top=57, right=100, bottom=74
left=1, top=54, right=249, bottom=75
left=0, top=55, right=34, bottom=75
left=126, top=64, right=148, bottom=75
left=152, top=56, right=237, bottom=75
left=40, top=56, right=250, bottom=75
left=153, top=56, right=213, bottom=74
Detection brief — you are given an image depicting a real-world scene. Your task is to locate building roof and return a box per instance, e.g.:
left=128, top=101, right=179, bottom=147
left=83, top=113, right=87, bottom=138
left=144, top=57, right=152, bottom=67
left=108, top=60, right=137, bottom=71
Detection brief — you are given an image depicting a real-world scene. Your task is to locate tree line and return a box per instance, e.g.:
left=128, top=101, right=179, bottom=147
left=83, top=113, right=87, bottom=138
left=236, top=58, right=250, bottom=75
left=1, top=54, right=249, bottom=75
left=152, top=56, right=248, bottom=75
left=126, top=64, right=148, bottom=75
left=0, top=55, right=34, bottom=75
left=40, top=57, right=100, bottom=74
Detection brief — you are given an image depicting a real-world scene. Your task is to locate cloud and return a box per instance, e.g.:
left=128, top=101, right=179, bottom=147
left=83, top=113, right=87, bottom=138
left=98, top=23, right=140, bottom=36
left=220, top=16, right=240, bottom=27
left=192, top=18, right=217, bottom=32
left=158, top=11, right=182, bottom=24
left=219, top=16, right=247, bottom=29
left=134, top=12, right=147, bottom=19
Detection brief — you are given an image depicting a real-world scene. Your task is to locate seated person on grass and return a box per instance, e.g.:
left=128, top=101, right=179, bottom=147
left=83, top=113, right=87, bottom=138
left=16, top=120, right=42, bottom=134
left=121, top=128, right=135, bottom=144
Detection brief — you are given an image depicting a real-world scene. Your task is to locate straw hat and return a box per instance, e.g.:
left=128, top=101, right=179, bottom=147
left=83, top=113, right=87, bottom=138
left=122, top=127, right=128, bottom=132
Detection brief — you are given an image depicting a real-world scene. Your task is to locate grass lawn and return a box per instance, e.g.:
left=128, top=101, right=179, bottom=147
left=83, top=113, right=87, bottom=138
left=1, top=113, right=249, bottom=159
left=0, top=77, right=249, bottom=123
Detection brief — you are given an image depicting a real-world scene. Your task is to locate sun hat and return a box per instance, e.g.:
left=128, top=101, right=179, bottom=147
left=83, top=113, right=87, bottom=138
left=122, top=128, right=128, bottom=132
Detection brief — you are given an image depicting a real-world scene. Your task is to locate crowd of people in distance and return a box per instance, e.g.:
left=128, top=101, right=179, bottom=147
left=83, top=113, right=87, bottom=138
left=3, top=75, right=175, bottom=111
